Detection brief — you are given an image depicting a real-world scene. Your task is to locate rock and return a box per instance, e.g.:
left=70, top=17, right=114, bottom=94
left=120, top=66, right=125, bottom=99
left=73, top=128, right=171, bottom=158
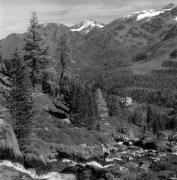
left=134, top=132, right=157, bottom=149
left=0, top=165, right=34, bottom=180
left=62, top=164, right=108, bottom=180
left=105, top=172, right=115, bottom=180
left=44, top=127, right=49, bottom=131
left=169, top=132, right=177, bottom=142
left=127, top=162, right=139, bottom=170
left=119, top=166, right=129, bottom=174
left=151, top=154, right=177, bottom=172
left=101, top=144, right=110, bottom=156
left=24, top=153, right=46, bottom=171
left=140, top=161, right=150, bottom=171
left=125, top=128, right=139, bottom=142
left=53, top=144, right=103, bottom=162
left=157, top=131, right=170, bottom=141
left=156, top=140, right=169, bottom=150
left=61, top=118, right=71, bottom=124
left=53, top=100, right=70, bottom=113
left=157, top=171, right=176, bottom=180
left=171, top=145, right=177, bottom=153
left=108, top=165, right=122, bottom=178
left=0, top=119, right=22, bottom=162
left=44, top=104, right=68, bottom=119
left=113, top=132, right=130, bottom=143
left=125, top=97, right=133, bottom=107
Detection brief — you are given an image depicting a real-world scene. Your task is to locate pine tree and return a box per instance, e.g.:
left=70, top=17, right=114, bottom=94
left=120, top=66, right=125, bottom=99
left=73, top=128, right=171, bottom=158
left=56, top=35, right=71, bottom=91
left=42, top=71, right=51, bottom=94
left=0, top=50, right=2, bottom=66
left=7, top=49, right=34, bottom=151
left=24, top=12, right=49, bottom=91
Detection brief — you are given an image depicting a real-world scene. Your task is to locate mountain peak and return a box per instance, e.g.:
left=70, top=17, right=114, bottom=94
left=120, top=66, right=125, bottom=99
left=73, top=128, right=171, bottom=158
left=82, top=19, right=96, bottom=23
left=70, top=19, right=105, bottom=33
left=134, top=4, right=176, bottom=22
left=124, top=4, right=176, bottom=22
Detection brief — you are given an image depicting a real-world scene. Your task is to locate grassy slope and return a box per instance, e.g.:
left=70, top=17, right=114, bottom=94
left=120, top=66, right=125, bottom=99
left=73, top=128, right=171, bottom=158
left=25, top=93, right=116, bottom=163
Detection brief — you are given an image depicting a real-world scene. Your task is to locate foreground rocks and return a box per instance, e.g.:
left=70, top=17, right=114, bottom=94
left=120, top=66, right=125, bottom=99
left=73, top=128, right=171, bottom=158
left=0, top=93, right=177, bottom=179
left=59, top=142, right=177, bottom=180
left=0, top=119, right=22, bottom=162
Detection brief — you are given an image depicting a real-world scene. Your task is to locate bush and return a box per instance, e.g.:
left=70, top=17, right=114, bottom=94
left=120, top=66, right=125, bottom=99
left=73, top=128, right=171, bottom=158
left=132, top=52, right=147, bottom=62
left=170, top=49, right=177, bottom=59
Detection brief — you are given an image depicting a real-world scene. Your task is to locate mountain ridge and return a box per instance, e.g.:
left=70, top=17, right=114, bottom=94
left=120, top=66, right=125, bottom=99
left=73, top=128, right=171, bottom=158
left=1, top=3, right=177, bottom=74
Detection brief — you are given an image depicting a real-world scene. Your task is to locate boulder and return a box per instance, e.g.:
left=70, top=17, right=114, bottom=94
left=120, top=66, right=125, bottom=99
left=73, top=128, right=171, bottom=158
left=134, top=133, right=158, bottom=150
left=0, top=119, right=22, bottom=162
left=44, top=104, right=68, bottom=119
left=53, top=100, right=70, bottom=113
left=140, top=161, right=150, bottom=171
left=61, top=118, right=71, bottom=124
left=113, top=132, right=130, bottom=143
left=169, top=132, right=177, bottom=142
left=24, top=153, right=46, bottom=171
left=157, top=131, right=169, bottom=141
left=54, top=144, right=102, bottom=162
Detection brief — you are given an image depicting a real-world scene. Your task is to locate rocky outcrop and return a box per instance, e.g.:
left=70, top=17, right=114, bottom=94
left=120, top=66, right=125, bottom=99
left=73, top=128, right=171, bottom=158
left=0, top=119, right=22, bottom=162
left=24, top=153, right=46, bottom=170
left=45, top=105, right=68, bottom=119
left=44, top=99, right=70, bottom=119
left=53, top=144, right=103, bottom=162
left=53, top=99, right=70, bottom=114
left=157, top=131, right=170, bottom=141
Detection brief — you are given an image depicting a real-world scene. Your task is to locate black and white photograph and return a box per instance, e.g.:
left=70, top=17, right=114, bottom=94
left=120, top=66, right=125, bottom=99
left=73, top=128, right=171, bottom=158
left=1, top=0, right=177, bottom=179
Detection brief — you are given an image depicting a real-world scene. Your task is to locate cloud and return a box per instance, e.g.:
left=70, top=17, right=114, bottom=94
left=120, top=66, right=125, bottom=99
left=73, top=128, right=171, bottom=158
left=0, top=0, right=177, bottom=38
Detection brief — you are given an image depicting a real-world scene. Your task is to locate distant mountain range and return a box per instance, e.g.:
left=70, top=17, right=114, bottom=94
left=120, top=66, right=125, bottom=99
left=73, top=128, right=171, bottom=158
left=1, top=3, right=177, bottom=75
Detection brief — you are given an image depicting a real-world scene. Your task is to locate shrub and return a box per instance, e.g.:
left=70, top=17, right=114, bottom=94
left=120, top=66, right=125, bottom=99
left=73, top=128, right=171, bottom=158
left=170, top=49, right=177, bottom=59
left=132, top=52, right=147, bottom=62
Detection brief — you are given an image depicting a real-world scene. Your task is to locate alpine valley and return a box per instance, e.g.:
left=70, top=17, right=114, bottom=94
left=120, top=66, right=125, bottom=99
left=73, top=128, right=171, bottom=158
left=1, top=3, right=177, bottom=180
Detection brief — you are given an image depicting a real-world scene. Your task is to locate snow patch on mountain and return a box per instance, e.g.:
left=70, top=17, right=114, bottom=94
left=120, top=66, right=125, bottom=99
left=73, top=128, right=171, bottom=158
left=136, top=8, right=173, bottom=21
left=71, top=19, right=104, bottom=33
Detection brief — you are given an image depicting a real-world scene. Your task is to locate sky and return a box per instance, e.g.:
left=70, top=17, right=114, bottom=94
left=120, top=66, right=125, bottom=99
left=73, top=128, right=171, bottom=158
left=0, top=0, right=177, bottom=39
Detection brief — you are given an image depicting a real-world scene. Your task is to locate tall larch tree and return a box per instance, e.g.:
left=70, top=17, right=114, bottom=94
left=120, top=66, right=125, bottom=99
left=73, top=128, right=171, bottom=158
left=24, top=12, right=49, bottom=91
left=56, top=34, right=72, bottom=92
left=7, top=49, right=34, bottom=151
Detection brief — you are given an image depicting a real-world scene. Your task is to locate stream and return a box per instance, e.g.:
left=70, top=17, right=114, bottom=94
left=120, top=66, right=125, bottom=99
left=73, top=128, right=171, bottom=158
left=0, top=142, right=177, bottom=180
left=0, top=160, right=75, bottom=180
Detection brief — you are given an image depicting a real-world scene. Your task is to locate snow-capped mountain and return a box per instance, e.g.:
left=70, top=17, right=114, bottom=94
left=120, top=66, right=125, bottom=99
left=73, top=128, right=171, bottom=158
left=70, top=19, right=105, bottom=33
left=1, top=3, right=177, bottom=75
left=123, top=3, right=176, bottom=22
left=135, top=8, right=174, bottom=21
